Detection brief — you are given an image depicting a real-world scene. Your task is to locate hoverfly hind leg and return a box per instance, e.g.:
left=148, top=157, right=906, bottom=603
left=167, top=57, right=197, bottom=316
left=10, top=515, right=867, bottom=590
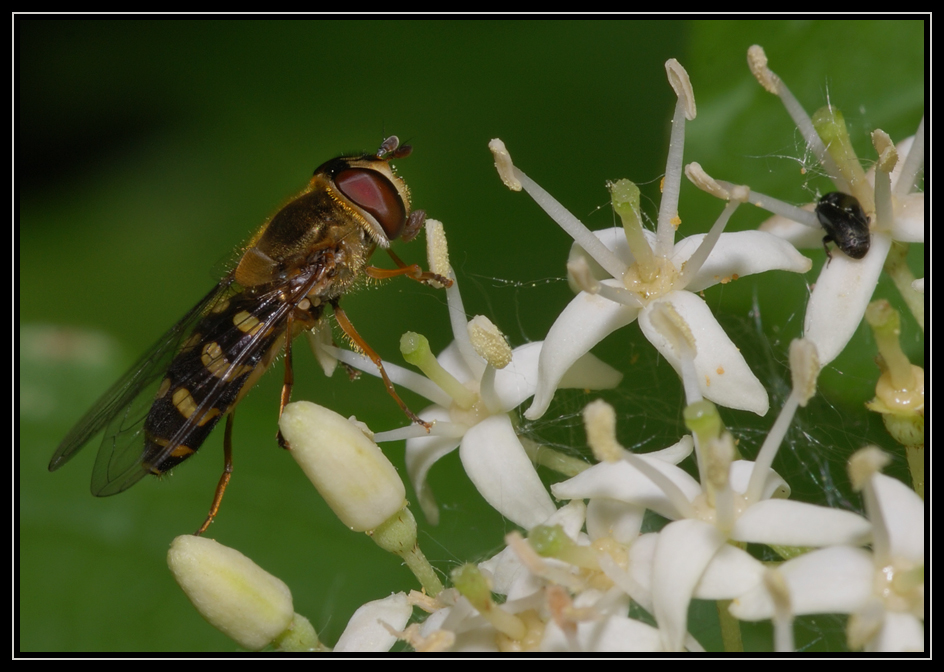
left=194, top=412, right=235, bottom=536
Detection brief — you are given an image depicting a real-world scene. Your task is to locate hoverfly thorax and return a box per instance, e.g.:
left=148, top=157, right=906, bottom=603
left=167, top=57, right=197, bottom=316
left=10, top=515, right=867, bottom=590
left=50, top=135, right=444, bottom=533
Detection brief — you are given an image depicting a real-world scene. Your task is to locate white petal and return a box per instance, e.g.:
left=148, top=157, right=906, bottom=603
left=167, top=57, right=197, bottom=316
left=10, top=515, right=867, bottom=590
left=804, top=230, right=892, bottom=365
left=729, top=460, right=790, bottom=499
left=868, top=610, right=925, bottom=653
left=586, top=498, right=645, bottom=544
left=435, top=340, right=478, bottom=384
left=459, top=414, right=557, bottom=529
left=729, top=546, right=874, bottom=620
left=525, top=289, right=638, bottom=419
left=692, top=543, right=765, bottom=600
left=541, top=612, right=665, bottom=652
left=626, top=533, right=658, bottom=613
left=673, top=230, right=812, bottom=293
left=731, top=499, right=871, bottom=547
left=869, top=472, right=924, bottom=565
left=334, top=592, right=413, bottom=652
left=648, top=434, right=694, bottom=464
left=638, top=290, right=769, bottom=415
left=404, top=405, right=461, bottom=526
left=558, top=351, right=624, bottom=392
left=891, top=192, right=924, bottom=242
left=551, top=455, right=701, bottom=521
left=489, top=341, right=541, bottom=411
left=652, top=519, right=727, bottom=652
left=478, top=545, right=543, bottom=600
left=548, top=499, right=588, bottom=540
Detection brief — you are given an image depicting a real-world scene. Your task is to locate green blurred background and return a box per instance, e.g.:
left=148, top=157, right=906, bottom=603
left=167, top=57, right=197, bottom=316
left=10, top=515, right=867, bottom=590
left=19, top=20, right=924, bottom=652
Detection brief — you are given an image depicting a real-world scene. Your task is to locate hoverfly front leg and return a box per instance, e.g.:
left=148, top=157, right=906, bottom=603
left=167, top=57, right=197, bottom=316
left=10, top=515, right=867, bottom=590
left=331, top=300, right=432, bottom=432
left=365, top=209, right=452, bottom=287
left=195, top=412, right=235, bottom=535
left=367, top=248, right=453, bottom=288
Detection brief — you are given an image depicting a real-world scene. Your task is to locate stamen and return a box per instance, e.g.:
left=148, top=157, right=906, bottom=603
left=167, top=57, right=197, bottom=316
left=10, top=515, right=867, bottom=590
left=745, top=339, right=819, bottom=504
left=764, top=568, right=795, bottom=653
left=871, top=134, right=895, bottom=235
left=326, top=345, right=452, bottom=408
left=894, top=116, right=924, bottom=198
left=467, top=315, right=513, bottom=370
left=442, top=273, right=484, bottom=378
left=425, top=219, right=451, bottom=289
left=789, top=337, right=820, bottom=407
left=872, top=130, right=898, bottom=175
left=515, top=169, right=629, bottom=280
left=489, top=138, right=522, bottom=191
left=468, top=315, right=512, bottom=414
left=490, top=138, right=628, bottom=280
left=656, top=60, right=695, bottom=257
left=373, top=422, right=468, bottom=444
left=708, top=178, right=820, bottom=229
left=747, top=45, right=849, bottom=192
left=676, top=200, right=741, bottom=291
left=684, top=162, right=730, bottom=200
left=847, top=446, right=891, bottom=492
left=582, top=399, right=622, bottom=463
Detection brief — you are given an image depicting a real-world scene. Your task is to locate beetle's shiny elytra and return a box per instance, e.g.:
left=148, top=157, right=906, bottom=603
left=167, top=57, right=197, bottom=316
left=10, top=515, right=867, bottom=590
left=49, top=136, right=448, bottom=533
left=814, top=191, right=871, bottom=262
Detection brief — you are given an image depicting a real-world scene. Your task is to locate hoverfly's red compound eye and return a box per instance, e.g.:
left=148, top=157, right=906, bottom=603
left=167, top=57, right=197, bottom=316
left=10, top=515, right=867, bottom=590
left=335, top=168, right=407, bottom=240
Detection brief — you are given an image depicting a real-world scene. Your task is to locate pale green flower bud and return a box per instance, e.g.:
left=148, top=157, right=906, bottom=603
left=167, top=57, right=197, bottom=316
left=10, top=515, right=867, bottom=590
left=279, top=401, right=406, bottom=532
left=167, top=535, right=294, bottom=651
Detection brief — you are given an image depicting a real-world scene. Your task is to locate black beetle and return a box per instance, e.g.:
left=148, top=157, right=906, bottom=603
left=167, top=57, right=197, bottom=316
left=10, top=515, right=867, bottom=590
left=814, top=192, right=871, bottom=262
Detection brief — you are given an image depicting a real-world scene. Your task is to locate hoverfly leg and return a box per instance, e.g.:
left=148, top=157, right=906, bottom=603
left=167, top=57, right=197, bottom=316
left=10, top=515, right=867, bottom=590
left=277, top=309, right=297, bottom=449
left=331, top=300, right=432, bottom=432
left=368, top=248, right=453, bottom=288
left=195, top=412, right=235, bottom=536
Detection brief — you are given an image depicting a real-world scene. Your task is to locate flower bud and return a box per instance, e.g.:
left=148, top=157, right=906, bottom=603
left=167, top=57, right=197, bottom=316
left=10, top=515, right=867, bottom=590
left=280, top=401, right=406, bottom=532
left=167, top=535, right=293, bottom=651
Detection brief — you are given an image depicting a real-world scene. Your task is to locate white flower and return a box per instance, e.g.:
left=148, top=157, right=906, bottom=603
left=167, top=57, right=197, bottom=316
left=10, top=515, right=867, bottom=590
left=412, top=502, right=680, bottom=652
left=552, top=341, right=873, bottom=651
left=491, top=59, right=811, bottom=420
left=334, top=592, right=414, bottom=652
left=730, top=447, right=924, bottom=652
left=742, top=45, right=925, bottom=365
left=324, top=220, right=621, bottom=530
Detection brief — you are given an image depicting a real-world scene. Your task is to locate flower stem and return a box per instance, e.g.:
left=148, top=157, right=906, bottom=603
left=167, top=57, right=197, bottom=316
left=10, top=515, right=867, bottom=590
left=717, top=599, right=744, bottom=653
left=883, top=242, right=925, bottom=331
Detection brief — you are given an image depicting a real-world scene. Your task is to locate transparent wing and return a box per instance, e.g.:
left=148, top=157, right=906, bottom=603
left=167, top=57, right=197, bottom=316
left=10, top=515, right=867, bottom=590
left=51, top=265, right=329, bottom=497
left=49, top=280, right=237, bottom=473
left=88, top=280, right=299, bottom=497
left=50, top=275, right=269, bottom=495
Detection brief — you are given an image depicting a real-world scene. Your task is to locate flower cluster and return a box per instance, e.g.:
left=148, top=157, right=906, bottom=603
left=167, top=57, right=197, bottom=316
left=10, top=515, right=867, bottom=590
left=165, top=47, right=923, bottom=653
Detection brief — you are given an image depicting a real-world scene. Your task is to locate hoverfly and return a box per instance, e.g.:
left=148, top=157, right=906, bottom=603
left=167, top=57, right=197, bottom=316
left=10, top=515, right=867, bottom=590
left=49, top=135, right=448, bottom=534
